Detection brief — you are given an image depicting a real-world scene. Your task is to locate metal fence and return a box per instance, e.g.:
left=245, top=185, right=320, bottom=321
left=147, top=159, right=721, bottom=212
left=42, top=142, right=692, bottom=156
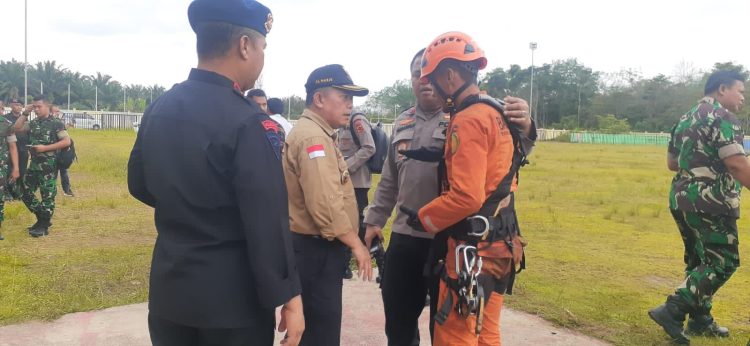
left=60, top=110, right=143, bottom=131
left=569, top=132, right=672, bottom=145
left=100, top=113, right=143, bottom=130
left=536, top=129, right=569, bottom=141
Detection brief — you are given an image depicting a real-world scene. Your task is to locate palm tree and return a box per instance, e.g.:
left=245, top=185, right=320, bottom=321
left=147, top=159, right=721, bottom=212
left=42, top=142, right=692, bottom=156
left=0, top=60, right=26, bottom=101
left=0, top=81, right=19, bottom=101
left=31, top=61, right=69, bottom=103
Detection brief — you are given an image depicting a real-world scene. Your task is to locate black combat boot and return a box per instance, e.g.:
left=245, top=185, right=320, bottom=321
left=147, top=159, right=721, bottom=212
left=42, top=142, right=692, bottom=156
left=27, top=212, right=43, bottom=232
left=687, top=314, right=729, bottom=337
left=648, top=295, right=691, bottom=345
left=29, top=217, right=51, bottom=238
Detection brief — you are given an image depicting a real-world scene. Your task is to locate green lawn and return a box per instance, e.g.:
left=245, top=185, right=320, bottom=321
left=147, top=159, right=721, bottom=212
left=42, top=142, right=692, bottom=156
left=0, top=129, right=154, bottom=325
left=506, top=142, right=750, bottom=345
left=0, top=133, right=748, bottom=345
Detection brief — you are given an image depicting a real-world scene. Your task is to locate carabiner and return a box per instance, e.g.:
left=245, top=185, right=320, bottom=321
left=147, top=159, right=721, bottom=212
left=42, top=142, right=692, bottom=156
left=466, top=215, right=490, bottom=240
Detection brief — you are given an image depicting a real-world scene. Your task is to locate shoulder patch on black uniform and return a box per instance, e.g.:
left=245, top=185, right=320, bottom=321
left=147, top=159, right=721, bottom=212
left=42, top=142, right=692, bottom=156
left=261, top=118, right=283, bottom=159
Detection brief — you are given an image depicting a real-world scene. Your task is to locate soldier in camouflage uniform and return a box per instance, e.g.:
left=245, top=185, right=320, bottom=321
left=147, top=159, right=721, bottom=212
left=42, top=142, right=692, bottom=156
left=649, top=71, right=747, bottom=345
left=13, top=96, right=71, bottom=238
left=0, top=114, right=21, bottom=240
left=4, top=98, right=29, bottom=200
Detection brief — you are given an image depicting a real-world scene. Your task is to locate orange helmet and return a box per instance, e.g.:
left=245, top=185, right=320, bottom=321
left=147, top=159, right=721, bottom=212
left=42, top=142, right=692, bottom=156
left=420, top=31, right=487, bottom=82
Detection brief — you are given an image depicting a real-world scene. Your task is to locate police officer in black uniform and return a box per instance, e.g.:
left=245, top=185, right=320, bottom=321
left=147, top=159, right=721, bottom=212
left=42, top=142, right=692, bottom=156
left=127, top=1, right=304, bottom=345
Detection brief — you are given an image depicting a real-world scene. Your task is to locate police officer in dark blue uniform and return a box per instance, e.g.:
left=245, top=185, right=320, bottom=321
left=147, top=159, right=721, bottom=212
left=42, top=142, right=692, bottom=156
left=127, top=1, right=304, bottom=345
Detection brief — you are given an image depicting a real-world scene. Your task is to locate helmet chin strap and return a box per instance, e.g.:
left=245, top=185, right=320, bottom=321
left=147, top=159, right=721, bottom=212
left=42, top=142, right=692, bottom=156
left=430, top=75, right=472, bottom=116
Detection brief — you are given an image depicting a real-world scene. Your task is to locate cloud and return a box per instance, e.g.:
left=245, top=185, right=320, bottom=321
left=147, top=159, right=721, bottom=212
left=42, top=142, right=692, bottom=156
left=1, top=0, right=748, bottom=102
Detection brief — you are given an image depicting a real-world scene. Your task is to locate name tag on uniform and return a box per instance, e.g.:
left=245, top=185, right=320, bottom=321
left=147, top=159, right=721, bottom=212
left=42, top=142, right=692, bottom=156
left=307, top=144, right=326, bottom=159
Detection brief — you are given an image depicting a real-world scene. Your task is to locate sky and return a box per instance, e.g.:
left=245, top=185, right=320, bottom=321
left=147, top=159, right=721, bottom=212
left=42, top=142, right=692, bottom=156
left=2, top=0, right=749, bottom=105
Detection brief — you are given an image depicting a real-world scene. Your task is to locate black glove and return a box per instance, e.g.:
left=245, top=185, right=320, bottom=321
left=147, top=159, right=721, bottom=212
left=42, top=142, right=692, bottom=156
left=399, top=205, right=426, bottom=232
left=398, top=146, right=444, bottom=162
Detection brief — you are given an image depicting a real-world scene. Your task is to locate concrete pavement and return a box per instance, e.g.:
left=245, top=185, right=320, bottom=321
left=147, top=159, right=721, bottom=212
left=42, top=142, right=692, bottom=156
left=0, top=277, right=609, bottom=346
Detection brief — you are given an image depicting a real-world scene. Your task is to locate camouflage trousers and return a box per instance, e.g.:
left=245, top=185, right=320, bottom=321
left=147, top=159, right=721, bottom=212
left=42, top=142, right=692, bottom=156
left=0, top=163, right=7, bottom=222
left=670, top=209, right=740, bottom=315
left=21, top=169, right=57, bottom=220
left=6, top=149, right=29, bottom=200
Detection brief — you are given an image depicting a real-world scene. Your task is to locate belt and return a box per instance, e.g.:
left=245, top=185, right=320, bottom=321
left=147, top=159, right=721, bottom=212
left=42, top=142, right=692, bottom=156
left=292, top=232, right=323, bottom=240
left=291, top=232, right=345, bottom=248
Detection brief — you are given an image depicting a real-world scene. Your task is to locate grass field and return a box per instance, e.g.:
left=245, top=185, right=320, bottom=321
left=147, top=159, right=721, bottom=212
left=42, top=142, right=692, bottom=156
left=0, top=129, right=154, bottom=326
left=508, top=142, right=750, bottom=345
left=0, top=132, right=748, bottom=345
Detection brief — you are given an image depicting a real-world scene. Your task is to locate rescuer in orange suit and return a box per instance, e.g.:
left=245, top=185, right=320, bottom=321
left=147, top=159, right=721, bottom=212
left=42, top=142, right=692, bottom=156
left=399, top=32, right=536, bottom=345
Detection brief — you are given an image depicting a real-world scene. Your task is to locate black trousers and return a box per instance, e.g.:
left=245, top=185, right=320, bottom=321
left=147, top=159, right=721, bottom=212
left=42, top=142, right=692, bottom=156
left=58, top=168, right=71, bottom=192
left=354, top=188, right=369, bottom=238
left=344, top=188, right=370, bottom=271
left=148, top=313, right=274, bottom=346
left=382, top=232, right=440, bottom=346
left=293, top=233, right=347, bottom=346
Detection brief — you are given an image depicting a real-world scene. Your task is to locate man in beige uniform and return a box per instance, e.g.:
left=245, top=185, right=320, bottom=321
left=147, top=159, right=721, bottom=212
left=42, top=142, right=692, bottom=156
left=283, top=64, right=373, bottom=346
left=364, top=48, right=535, bottom=345
left=337, top=110, right=375, bottom=279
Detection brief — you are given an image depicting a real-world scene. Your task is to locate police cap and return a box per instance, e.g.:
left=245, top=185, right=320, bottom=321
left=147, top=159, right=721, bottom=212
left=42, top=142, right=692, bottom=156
left=188, top=0, right=273, bottom=36
left=305, top=64, right=369, bottom=98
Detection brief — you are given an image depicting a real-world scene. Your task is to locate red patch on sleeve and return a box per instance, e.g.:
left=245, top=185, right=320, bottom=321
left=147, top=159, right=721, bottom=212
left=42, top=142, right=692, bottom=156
left=262, top=119, right=279, bottom=133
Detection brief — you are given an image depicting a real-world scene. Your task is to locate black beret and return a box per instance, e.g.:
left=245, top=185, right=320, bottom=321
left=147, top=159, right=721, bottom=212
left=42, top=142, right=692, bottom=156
left=188, top=0, right=273, bottom=37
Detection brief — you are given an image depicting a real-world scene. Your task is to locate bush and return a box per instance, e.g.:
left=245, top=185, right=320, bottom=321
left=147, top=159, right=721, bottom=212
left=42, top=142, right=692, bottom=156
left=552, top=132, right=572, bottom=142
left=595, top=114, right=631, bottom=134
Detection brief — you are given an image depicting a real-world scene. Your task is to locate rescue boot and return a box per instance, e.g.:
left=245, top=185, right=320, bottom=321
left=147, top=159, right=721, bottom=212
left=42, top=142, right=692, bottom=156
left=29, top=217, right=51, bottom=238
left=648, top=295, right=691, bottom=345
left=687, top=314, right=729, bottom=337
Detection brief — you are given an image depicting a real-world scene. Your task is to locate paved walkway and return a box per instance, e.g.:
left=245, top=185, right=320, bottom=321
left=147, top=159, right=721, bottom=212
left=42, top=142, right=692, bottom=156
left=0, top=277, right=609, bottom=346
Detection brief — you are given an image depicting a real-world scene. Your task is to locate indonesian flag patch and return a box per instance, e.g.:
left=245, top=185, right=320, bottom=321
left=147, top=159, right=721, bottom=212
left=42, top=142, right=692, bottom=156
left=307, top=144, right=326, bottom=159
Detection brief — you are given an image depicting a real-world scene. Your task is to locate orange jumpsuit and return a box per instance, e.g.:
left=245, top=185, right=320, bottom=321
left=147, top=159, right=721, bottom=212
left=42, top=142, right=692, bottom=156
left=418, top=101, right=518, bottom=346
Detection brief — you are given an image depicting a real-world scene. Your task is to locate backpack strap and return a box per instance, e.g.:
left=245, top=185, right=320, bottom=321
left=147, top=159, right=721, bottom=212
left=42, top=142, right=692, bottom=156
left=457, top=94, right=528, bottom=218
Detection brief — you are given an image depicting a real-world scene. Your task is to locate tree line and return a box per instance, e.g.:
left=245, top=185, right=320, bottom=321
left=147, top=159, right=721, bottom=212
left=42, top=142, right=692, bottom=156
left=4, top=58, right=746, bottom=132
left=0, top=60, right=166, bottom=113
left=362, top=60, right=749, bottom=133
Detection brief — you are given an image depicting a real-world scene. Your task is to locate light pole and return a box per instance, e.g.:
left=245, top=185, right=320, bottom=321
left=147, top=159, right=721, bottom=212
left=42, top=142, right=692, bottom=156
left=393, top=104, right=399, bottom=123
left=529, top=42, right=537, bottom=126
left=123, top=87, right=127, bottom=112
left=67, top=83, right=70, bottom=109
left=24, top=0, right=28, bottom=106
left=95, top=85, right=98, bottom=111
left=577, top=75, right=582, bottom=129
